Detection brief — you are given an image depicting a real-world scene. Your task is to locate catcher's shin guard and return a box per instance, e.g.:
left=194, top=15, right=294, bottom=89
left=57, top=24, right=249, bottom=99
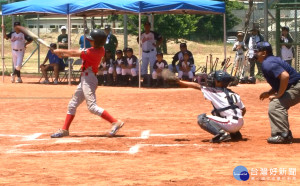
left=197, top=113, right=223, bottom=135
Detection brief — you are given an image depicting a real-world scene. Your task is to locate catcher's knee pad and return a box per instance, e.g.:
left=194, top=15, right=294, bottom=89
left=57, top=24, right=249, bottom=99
left=197, top=114, right=222, bottom=135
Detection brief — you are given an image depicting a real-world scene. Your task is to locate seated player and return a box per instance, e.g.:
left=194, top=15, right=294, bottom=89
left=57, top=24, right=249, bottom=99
left=122, top=48, right=138, bottom=86
left=178, top=51, right=194, bottom=81
left=115, top=50, right=126, bottom=86
left=105, top=49, right=115, bottom=86
left=177, top=70, right=246, bottom=143
left=152, top=52, right=168, bottom=87
left=169, top=43, right=195, bottom=73
left=97, top=54, right=110, bottom=86
left=40, top=43, right=65, bottom=84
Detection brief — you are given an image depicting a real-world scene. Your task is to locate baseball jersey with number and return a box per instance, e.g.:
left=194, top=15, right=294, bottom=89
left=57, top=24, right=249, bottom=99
left=138, top=31, right=162, bottom=52
left=153, top=60, right=168, bottom=70
left=201, top=87, right=245, bottom=118
left=7, top=32, right=32, bottom=50
left=81, top=47, right=105, bottom=73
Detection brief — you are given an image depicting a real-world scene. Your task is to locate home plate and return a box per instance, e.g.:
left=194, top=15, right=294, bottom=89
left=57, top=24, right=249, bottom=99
left=54, top=139, right=81, bottom=143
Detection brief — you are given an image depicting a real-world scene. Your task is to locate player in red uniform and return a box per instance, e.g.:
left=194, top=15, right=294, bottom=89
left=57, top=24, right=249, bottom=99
left=50, top=29, right=124, bottom=138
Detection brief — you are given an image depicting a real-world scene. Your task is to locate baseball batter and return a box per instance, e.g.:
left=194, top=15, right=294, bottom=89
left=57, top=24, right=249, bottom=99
left=178, top=70, right=246, bottom=143
left=2, top=22, right=33, bottom=83
left=51, top=29, right=124, bottom=138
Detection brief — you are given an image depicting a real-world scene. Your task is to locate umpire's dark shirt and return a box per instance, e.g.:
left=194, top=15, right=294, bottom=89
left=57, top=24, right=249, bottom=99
left=262, top=55, right=300, bottom=92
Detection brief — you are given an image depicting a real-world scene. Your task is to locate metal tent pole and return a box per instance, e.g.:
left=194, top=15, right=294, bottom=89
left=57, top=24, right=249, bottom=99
left=223, top=13, right=227, bottom=59
left=67, top=14, right=71, bottom=85
left=124, top=15, right=128, bottom=48
left=264, top=0, right=268, bottom=42
left=2, top=15, right=5, bottom=83
left=83, top=16, right=86, bottom=49
left=37, top=14, right=40, bottom=73
left=138, top=13, right=141, bottom=88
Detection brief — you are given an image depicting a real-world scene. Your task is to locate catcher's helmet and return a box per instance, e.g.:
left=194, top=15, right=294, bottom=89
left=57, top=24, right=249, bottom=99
left=207, top=70, right=234, bottom=87
left=86, top=29, right=107, bottom=47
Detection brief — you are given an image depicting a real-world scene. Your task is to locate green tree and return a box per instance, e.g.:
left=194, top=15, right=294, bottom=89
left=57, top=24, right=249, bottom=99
left=194, top=0, right=244, bottom=41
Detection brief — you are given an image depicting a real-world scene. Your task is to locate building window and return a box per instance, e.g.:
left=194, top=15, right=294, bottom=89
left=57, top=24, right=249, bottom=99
left=28, top=25, right=35, bottom=28
left=50, top=25, right=56, bottom=29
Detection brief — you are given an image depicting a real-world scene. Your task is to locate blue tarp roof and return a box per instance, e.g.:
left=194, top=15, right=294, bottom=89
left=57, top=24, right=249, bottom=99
left=2, top=0, right=225, bottom=16
left=2, top=0, right=70, bottom=15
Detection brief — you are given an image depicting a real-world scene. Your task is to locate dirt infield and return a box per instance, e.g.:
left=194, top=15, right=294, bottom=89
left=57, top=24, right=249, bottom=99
left=0, top=77, right=300, bottom=185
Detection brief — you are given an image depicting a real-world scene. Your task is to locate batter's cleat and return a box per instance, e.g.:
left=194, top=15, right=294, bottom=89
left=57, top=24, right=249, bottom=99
left=16, top=77, right=23, bottom=83
left=230, top=131, right=243, bottom=141
left=267, top=130, right=293, bottom=144
left=210, top=131, right=231, bottom=143
left=53, top=79, right=58, bottom=84
left=11, top=73, right=15, bottom=83
left=41, top=79, right=50, bottom=84
left=109, top=120, right=124, bottom=136
left=51, top=129, right=69, bottom=138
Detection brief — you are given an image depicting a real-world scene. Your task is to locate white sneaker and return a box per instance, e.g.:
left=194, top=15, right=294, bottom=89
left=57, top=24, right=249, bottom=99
left=11, top=73, right=15, bottom=83
left=109, top=120, right=125, bottom=136
left=53, top=79, right=58, bottom=84
left=16, top=77, right=23, bottom=83
left=41, top=79, right=50, bottom=84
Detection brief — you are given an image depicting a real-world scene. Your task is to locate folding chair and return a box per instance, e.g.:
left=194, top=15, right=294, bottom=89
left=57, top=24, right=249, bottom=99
left=59, top=58, right=74, bottom=82
left=71, top=59, right=82, bottom=82
left=39, top=67, right=54, bottom=83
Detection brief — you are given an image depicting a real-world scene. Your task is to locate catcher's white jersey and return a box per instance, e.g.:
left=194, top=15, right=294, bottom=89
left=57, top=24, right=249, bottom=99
left=201, top=86, right=245, bottom=119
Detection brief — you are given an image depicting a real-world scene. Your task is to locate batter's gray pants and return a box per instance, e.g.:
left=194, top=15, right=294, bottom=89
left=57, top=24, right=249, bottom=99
left=67, top=69, right=104, bottom=116
left=268, top=80, right=300, bottom=135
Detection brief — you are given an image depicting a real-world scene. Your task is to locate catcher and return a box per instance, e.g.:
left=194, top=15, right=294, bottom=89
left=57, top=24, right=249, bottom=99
left=50, top=29, right=124, bottom=138
left=165, top=70, right=246, bottom=143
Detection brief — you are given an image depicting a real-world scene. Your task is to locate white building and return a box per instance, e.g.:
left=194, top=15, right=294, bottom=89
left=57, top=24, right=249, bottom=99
left=25, top=16, right=122, bottom=34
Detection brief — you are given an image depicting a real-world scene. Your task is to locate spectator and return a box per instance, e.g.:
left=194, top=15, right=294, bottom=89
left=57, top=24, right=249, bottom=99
left=104, top=25, right=118, bottom=60
left=245, top=26, right=264, bottom=79
left=169, top=43, right=195, bottom=73
left=138, top=21, right=163, bottom=78
left=178, top=52, right=194, bottom=81
left=233, top=33, right=247, bottom=79
left=104, top=49, right=115, bottom=86
left=58, top=26, right=68, bottom=49
left=97, top=53, right=110, bottom=86
left=152, top=52, right=168, bottom=87
left=79, top=28, right=91, bottom=50
left=40, top=43, right=65, bottom=84
left=280, top=26, right=294, bottom=66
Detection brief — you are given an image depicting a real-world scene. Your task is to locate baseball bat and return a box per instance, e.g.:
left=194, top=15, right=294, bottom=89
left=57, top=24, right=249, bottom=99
left=213, top=57, right=219, bottom=71
left=205, top=56, right=208, bottom=73
left=209, top=54, right=213, bottom=73
left=16, top=26, right=50, bottom=48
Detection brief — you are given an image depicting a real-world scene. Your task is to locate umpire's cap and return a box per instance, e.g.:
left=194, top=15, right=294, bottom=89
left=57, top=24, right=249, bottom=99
left=256, top=41, right=273, bottom=55
left=281, top=26, right=289, bottom=32
left=86, top=29, right=107, bottom=47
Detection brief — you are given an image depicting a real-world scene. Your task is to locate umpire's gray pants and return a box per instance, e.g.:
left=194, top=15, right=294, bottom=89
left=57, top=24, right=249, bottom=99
left=67, top=68, right=104, bottom=116
left=268, top=80, right=300, bottom=135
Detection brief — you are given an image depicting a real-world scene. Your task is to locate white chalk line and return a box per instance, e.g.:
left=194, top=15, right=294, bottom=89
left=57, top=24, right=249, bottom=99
left=6, top=149, right=132, bottom=154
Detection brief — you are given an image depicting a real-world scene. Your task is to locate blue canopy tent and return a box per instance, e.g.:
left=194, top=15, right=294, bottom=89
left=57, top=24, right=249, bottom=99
left=1, top=0, right=226, bottom=87
left=1, top=0, right=140, bottom=84
left=69, top=0, right=226, bottom=87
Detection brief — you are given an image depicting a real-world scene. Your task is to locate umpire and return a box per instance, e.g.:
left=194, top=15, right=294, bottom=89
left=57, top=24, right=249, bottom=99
left=257, top=41, right=300, bottom=144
